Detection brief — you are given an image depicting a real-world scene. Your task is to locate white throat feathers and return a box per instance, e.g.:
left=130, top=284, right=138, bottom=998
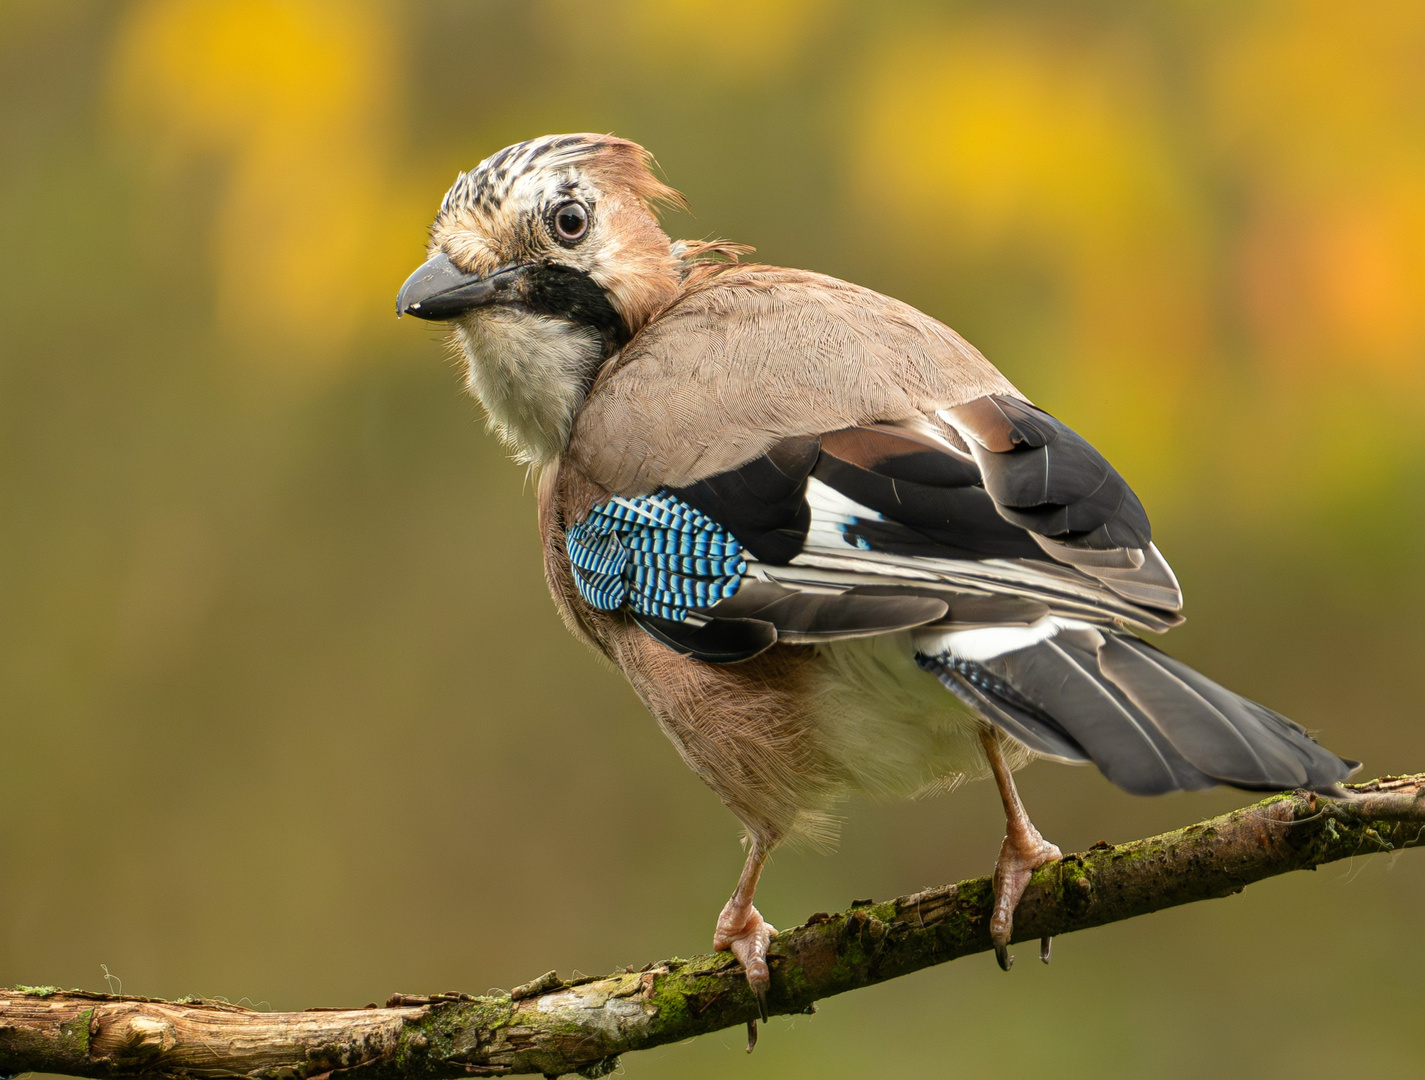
left=454, top=307, right=604, bottom=466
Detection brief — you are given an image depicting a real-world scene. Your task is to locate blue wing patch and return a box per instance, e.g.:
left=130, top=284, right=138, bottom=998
left=566, top=494, right=747, bottom=621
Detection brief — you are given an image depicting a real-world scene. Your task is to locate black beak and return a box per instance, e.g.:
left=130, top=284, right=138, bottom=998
left=396, top=253, right=520, bottom=320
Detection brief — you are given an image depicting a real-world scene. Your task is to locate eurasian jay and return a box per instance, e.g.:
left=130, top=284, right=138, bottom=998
left=396, top=134, right=1357, bottom=1013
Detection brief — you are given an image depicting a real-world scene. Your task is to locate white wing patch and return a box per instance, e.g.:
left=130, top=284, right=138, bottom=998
left=915, top=616, right=1099, bottom=662
left=803, top=476, right=885, bottom=552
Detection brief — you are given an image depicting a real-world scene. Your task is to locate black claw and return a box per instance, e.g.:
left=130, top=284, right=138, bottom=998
left=1040, top=936, right=1052, bottom=964
left=753, top=982, right=770, bottom=1024
left=745, top=1018, right=758, bottom=1053
left=995, top=944, right=1014, bottom=971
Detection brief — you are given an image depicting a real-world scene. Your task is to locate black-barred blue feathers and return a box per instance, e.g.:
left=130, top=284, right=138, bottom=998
left=566, top=494, right=747, bottom=621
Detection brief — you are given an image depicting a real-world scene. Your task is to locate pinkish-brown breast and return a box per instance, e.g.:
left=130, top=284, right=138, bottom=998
left=537, top=459, right=838, bottom=846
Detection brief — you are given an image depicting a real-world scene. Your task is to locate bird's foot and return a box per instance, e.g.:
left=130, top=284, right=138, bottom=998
left=990, top=823, right=1061, bottom=971
left=714, top=899, right=777, bottom=1021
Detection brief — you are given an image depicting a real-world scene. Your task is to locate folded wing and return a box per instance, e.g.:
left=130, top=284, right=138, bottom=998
left=567, top=406, right=1182, bottom=660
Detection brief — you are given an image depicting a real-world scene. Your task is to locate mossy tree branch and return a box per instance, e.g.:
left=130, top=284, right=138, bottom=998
left=3, top=776, right=1423, bottom=1080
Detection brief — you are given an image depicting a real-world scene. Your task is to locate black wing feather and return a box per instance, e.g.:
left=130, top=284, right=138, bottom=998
left=811, top=453, right=1048, bottom=560
left=670, top=436, right=819, bottom=563
left=631, top=612, right=779, bottom=663
left=959, top=396, right=1152, bottom=550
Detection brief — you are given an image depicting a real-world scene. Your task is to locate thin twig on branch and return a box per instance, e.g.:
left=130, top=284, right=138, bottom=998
left=3, top=776, right=1422, bottom=1079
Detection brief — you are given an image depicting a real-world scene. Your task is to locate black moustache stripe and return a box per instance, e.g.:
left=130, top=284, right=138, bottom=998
left=516, top=264, right=630, bottom=355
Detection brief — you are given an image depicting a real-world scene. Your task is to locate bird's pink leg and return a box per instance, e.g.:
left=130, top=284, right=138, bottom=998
left=713, top=840, right=777, bottom=1022
left=980, top=727, right=1061, bottom=971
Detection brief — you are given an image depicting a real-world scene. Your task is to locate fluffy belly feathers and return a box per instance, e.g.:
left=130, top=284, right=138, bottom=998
left=811, top=632, right=1035, bottom=803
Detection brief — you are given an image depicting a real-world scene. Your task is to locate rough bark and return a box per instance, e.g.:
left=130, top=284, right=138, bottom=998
left=3, top=776, right=1422, bottom=1080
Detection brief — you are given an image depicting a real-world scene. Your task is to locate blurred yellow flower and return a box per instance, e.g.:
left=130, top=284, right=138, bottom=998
left=109, top=0, right=412, bottom=371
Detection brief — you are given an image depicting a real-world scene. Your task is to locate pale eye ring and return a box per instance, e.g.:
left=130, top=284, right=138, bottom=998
left=551, top=200, right=589, bottom=244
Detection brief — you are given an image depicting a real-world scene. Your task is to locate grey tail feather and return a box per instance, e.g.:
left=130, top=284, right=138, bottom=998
left=919, top=628, right=1356, bottom=796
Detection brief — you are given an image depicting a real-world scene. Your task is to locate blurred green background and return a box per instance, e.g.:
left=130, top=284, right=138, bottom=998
left=4, top=2, right=1424, bottom=1077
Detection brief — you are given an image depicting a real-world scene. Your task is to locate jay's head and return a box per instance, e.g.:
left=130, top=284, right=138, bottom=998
left=398, top=133, right=685, bottom=346
left=397, top=134, right=686, bottom=465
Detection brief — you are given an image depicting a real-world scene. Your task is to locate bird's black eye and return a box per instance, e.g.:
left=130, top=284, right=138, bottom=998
left=552, top=201, right=589, bottom=244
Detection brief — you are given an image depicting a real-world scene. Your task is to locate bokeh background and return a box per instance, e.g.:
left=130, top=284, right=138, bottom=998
left=4, top=2, right=1425, bottom=1077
